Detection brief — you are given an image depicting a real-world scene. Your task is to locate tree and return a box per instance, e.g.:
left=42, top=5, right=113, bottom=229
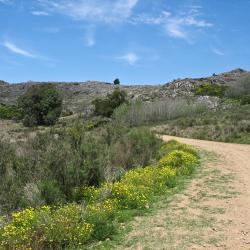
left=18, top=84, right=62, bottom=127
left=92, top=87, right=127, bottom=117
left=114, top=78, right=120, bottom=85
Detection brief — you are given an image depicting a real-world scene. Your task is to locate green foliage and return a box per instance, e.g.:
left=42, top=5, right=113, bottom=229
left=193, top=83, right=228, bottom=97
left=159, top=150, right=198, bottom=175
left=0, top=103, right=21, bottom=120
left=241, top=95, right=250, bottom=105
left=0, top=123, right=161, bottom=214
left=161, top=140, right=199, bottom=158
left=155, top=103, right=250, bottom=144
left=18, top=84, right=62, bottom=127
left=113, top=78, right=120, bottom=85
left=92, top=87, right=127, bottom=117
left=225, top=75, right=250, bottom=98
left=0, top=141, right=199, bottom=249
left=113, top=99, right=207, bottom=126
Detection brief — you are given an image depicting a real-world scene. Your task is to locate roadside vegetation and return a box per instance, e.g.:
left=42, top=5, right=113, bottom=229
left=0, top=140, right=199, bottom=249
left=0, top=122, right=161, bottom=214
left=113, top=76, right=250, bottom=144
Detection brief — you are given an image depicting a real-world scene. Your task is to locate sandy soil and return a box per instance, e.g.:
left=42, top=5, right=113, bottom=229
left=162, top=136, right=250, bottom=250
left=116, top=136, right=250, bottom=250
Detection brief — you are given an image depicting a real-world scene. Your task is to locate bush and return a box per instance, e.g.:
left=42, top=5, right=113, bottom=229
left=0, top=103, right=21, bottom=120
left=0, top=123, right=161, bottom=214
left=241, top=95, right=250, bottom=105
left=225, top=75, right=250, bottom=98
left=113, top=99, right=207, bottom=126
left=18, top=84, right=62, bottom=127
left=109, top=126, right=162, bottom=170
left=159, top=150, right=198, bottom=175
left=0, top=141, right=199, bottom=249
left=161, top=140, right=199, bottom=157
left=92, top=87, right=127, bottom=117
left=193, top=83, right=228, bottom=97
left=0, top=205, right=94, bottom=249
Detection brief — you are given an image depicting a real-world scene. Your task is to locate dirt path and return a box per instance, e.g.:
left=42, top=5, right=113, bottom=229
left=115, top=136, right=250, bottom=250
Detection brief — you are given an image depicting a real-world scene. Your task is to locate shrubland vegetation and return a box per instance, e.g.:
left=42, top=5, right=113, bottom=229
left=0, top=103, right=21, bottom=120
left=0, top=121, right=162, bottom=214
left=193, top=83, right=227, bottom=97
left=0, top=140, right=199, bottom=249
left=92, top=87, right=127, bottom=117
left=113, top=98, right=206, bottom=126
left=17, top=84, right=62, bottom=127
left=153, top=103, right=250, bottom=143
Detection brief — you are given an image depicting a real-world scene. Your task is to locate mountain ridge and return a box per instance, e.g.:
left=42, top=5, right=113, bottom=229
left=0, top=68, right=249, bottom=112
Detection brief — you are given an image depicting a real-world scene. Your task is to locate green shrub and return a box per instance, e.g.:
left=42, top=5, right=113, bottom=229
left=109, top=126, right=162, bottom=170
left=194, top=83, right=227, bottom=97
left=225, top=75, right=250, bottom=98
left=18, top=84, right=62, bottom=127
left=0, top=103, right=21, bottom=120
left=92, top=87, right=127, bottom=117
left=0, top=141, right=199, bottom=249
left=162, top=140, right=199, bottom=157
left=113, top=99, right=207, bottom=126
left=159, top=150, right=198, bottom=175
left=241, top=95, right=250, bottom=105
left=0, top=123, right=161, bottom=214
left=44, top=204, right=93, bottom=248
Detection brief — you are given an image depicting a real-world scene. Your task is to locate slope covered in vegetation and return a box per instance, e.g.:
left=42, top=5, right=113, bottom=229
left=0, top=140, right=199, bottom=249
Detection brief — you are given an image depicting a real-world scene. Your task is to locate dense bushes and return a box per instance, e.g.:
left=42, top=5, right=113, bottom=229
left=225, top=75, right=250, bottom=99
left=0, top=140, right=199, bottom=249
left=241, top=95, right=250, bottom=105
left=18, top=84, right=62, bottom=127
left=0, top=103, right=21, bottom=120
left=193, top=83, right=227, bottom=97
left=154, top=103, right=250, bottom=144
left=0, top=122, right=161, bottom=214
left=113, top=98, right=207, bottom=126
left=92, top=87, right=127, bottom=117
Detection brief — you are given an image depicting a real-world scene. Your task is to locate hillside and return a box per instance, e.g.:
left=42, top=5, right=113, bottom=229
left=0, top=68, right=249, bottom=113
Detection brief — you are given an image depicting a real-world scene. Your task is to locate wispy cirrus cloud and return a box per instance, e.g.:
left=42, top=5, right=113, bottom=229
left=117, top=52, right=139, bottom=65
left=3, top=41, right=37, bottom=58
left=2, top=40, right=56, bottom=62
left=37, top=0, right=138, bottom=24
left=211, top=48, right=225, bottom=56
left=134, top=6, right=213, bottom=41
left=31, top=10, right=49, bottom=16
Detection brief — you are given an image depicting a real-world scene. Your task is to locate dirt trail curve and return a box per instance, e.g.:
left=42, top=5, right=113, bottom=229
left=162, top=136, right=250, bottom=250
left=117, top=136, right=250, bottom=250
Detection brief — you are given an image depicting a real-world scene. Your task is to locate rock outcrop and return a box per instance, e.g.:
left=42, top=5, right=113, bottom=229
left=0, top=68, right=249, bottom=112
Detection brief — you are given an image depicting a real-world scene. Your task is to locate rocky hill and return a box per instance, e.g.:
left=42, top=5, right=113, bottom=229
left=0, top=68, right=249, bottom=113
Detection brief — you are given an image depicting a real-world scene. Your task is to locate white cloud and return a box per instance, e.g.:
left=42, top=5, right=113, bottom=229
left=134, top=6, right=213, bottom=41
left=83, top=26, right=95, bottom=47
left=118, top=52, right=139, bottom=65
left=3, top=41, right=37, bottom=58
left=31, top=11, right=49, bottom=16
left=37, top=0, right=138, bottom=23
left=212, top=48, right=225, bottom=56
left=2, top=40, right=55, bottom=62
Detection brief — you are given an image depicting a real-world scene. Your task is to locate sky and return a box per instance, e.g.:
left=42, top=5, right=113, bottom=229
left=0, top=0, right=250, bottom=84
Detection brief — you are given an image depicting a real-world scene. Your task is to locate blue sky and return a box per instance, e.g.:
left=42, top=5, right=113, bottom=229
left=0, top=0, right=250, bottom=84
